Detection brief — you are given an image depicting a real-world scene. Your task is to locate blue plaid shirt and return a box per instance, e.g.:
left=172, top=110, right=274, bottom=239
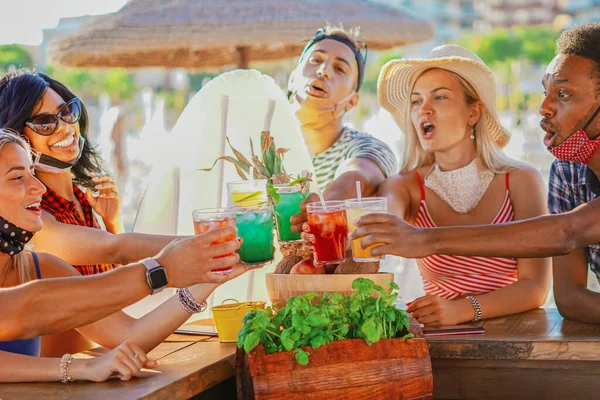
left=548, top=159, right=600, bottom=282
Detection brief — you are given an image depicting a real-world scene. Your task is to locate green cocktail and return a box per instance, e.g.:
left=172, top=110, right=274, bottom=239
left=273, top=184, right=305, bottom=242
left=236, top=203, right=275, bottom=265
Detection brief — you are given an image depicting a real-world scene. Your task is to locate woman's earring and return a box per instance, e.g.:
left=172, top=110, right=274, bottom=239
left=470, top=125, right=476, bottom=140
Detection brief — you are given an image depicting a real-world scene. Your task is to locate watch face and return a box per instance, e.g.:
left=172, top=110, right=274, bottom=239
left=148, top=267, right=168, bottom=289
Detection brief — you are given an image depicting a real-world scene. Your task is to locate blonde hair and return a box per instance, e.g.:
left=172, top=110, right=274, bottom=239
left=400, top=69, right=517, bottom=174
left=0, top=128, right=34, bottom=284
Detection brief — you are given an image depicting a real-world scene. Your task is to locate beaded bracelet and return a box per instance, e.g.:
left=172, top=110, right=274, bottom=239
left=176, top=287, right=208, bottom=314
left=466, top=296, right=483, bottom=322
left=60, top=353, right=75, bottom=383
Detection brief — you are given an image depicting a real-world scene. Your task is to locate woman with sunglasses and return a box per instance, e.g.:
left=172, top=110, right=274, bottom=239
left=0, top=70, right=167, bottom=356
left=0, top=70, right=123, bottom=278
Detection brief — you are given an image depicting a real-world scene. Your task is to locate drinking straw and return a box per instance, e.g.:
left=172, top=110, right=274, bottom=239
left=356, top=181, right=362, bottom=202
left=248, top=166, right=254, bottom=182
left=216, top=95, right=229, bottom=208
left=263, top=99, right=276, bottom=132
left=316, top=185, right=326, bottom=208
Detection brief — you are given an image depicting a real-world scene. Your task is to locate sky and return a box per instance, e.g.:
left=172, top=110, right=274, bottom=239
left=0, top=0, right=129, bottom=45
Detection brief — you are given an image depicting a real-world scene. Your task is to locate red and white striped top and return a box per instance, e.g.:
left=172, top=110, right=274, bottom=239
left=414, top=171, right=518, bottom=300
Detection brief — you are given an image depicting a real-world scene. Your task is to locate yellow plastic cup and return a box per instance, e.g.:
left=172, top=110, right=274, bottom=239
left=211, top=298, right=266, bottom=342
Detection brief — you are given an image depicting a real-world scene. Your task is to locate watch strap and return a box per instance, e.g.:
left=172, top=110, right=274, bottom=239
left=142, top=258, right=168, bottom=294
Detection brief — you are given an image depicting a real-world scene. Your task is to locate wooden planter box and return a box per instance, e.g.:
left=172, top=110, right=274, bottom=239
left=236, top=320, right=433, bottom=400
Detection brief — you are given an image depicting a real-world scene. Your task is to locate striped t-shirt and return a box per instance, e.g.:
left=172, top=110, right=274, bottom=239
left=312, top=127, right=398, bottom=190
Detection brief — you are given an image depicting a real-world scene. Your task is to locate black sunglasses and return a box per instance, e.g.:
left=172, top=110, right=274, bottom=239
left=25, top=98, right=82, bottom=136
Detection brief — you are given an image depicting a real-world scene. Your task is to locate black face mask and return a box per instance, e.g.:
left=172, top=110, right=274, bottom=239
left=31, top=135, right=85, bottom=174
left=0, top=215, right=34, bottom=256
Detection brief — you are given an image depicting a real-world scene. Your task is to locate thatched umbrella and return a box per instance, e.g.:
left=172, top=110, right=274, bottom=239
left=49, top=0, right=433, bottom=69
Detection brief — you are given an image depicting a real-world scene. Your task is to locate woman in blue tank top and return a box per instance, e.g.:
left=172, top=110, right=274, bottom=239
left=0, top=130, right=254, bottom=383
left=0, top=253, right=42, bottom=357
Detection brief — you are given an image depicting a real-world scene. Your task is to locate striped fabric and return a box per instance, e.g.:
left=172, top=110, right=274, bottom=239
left=414, top=172, right=518, bottom=300
left=312, top=126, right=398, bottom=191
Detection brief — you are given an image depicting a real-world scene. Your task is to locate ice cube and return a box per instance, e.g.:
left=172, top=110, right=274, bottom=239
left=255, top=210, right=272, bottom=224
left=321, top=221, right=336, bottom=239
left=237, top=210, right=257, bottom=223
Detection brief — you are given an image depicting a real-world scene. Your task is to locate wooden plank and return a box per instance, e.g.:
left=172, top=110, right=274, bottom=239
left=0, top=341, right=237, bottom=400
left=432, top=359, right=600, bottom=400
left=165, top=318, right=216, bottom=342
left=427, top=308, right=600, bottom=361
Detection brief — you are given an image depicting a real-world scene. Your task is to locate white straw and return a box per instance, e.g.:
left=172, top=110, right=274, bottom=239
left=356, top=181, right=361, bottom=202
left=263, top=99, right=276, bottom=132
left=248, top=166, right=254, bottom=182
left=316, top=185, right=326, bottom=207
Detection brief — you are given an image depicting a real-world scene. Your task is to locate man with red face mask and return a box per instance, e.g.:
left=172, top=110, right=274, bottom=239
left=288, top=25, right=397, bottom=234
left=350, top=23, right=600, bottom=324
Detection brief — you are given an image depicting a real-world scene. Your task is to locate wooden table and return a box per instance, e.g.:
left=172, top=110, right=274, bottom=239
left=2, top=309, right=600, bottom=399
left=427, top=308, right=600, bottom=399
left=0, top=320, right=238, bottom=400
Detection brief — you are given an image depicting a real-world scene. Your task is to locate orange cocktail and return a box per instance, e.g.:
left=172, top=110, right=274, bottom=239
left=192, top=208, right=237, bottom=274
left=345, top=198, right=387, bottom=262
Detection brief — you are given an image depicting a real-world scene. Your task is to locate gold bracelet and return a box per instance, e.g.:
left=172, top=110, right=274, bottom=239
left=60, top=353, right=75, bottom=383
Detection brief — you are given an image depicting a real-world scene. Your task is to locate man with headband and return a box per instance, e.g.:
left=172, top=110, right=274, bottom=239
left=289, top=25, right=397, bottom=234
left=350, top=23, right=600, bottom=324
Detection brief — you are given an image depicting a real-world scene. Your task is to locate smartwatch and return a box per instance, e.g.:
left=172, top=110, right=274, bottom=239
left=141, top=258, right=168, bottom=294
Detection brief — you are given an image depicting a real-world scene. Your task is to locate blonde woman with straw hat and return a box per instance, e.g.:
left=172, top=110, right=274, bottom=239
left=350, top=45, right=551, bottom=327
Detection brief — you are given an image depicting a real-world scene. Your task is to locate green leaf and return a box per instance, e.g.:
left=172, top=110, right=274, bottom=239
left=294, top=348, right=309, bottom=365
left=306, top=312, right=329, bottom=327
left=243, top=330, right=261, bottom=353
left=267, top=182, right=280, bottom=205
left=361, top=318, right=381, bottom=343
left=302, top=324, right=311, bottom=335
left=281, top=328, right=295, bottom=351
left=352, top=278, right=375, bottom=296
left=273, top=153, right=282, bottom=175
left=310, top=335, right=327, bottom=349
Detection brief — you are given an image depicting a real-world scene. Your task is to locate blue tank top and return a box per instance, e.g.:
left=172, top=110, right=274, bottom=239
left=0, top=252, right=42, bottom=356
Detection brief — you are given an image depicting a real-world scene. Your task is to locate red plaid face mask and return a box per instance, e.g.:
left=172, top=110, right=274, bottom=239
left=548, top=106, right=600, bottom=164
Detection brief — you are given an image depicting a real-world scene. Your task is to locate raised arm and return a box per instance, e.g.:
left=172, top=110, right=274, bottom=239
left=325, top=158, right=387, bottom=198
left=32, top=211, right=179, bottom=265
left=39, top=253, right=251, bottom=354
left=430, top=198, right=600, bottom=258
left=0, top=263, right=150, bottom=340
left=351, top=198, right=600, bottom=260
left=0, top=228, right=240, bottom=341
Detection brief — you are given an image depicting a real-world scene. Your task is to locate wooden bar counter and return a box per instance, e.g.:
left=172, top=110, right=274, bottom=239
left=428, top=308, right=600, bottom=399
left=1, top=309, right=599, bottom=399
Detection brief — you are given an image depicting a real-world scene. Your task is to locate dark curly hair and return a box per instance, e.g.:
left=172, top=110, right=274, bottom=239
left=556, top=22, right=600, bottom=87
left=0, top=69, right=103, bottom=188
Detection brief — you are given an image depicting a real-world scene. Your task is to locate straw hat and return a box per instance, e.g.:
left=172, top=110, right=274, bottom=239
left=377, top=45, right=510, bottom=148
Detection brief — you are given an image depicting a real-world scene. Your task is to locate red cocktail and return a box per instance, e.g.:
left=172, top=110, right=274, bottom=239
left=192, top=208, right=237, bottom=274
left=306, top=201, right=348, bottom=264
